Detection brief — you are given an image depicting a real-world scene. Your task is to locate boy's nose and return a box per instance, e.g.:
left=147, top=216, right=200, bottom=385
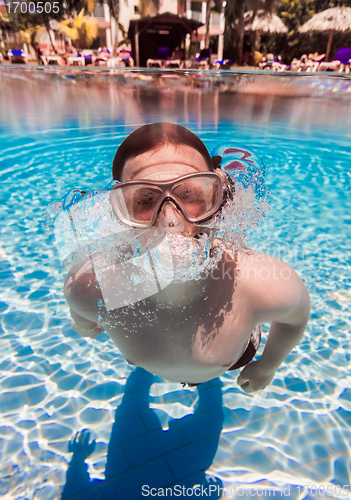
left=157, top=201, right=184, bottom=229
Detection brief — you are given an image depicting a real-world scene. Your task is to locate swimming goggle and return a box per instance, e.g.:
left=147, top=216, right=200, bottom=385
left=109, top=172, right=233, bottom=228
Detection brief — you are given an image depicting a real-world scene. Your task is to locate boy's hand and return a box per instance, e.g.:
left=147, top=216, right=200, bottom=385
left=237, top=360, right=276, bottom=393
left=71, top=320, right=104, bottom=338
left=69, top=430, right=96, bottom=462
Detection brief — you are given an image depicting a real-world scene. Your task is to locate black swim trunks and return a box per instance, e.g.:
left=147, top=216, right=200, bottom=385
left=181, top=325, right=262, bottom=388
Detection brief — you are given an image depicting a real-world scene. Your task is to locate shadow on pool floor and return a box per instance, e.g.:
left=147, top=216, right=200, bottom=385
left=61, top=367, right=224, bottom=500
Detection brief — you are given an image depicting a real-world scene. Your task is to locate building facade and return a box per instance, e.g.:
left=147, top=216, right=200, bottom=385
left=89, top=0, right=139, bottom=52
left=155, top=0, right=226, bottom=60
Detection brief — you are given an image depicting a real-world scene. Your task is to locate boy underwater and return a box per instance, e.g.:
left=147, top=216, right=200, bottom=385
left=63, top=123, right=310, bottom=391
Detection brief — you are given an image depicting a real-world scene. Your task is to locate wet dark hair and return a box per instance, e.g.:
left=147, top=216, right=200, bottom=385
left=112, top=122, right=214, bottom=180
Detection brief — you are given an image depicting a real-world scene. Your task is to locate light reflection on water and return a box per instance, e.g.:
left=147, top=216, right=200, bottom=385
left=0, top=67, right=350, bottom=499
left=1, top=66, right=351, bottom=134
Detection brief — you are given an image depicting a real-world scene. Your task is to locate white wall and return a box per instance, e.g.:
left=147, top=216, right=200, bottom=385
left=119, top=0, right=139, bottom=32
left=90, top=1, right=139, bottom=51
left=158, top=0, right=178, bottom=15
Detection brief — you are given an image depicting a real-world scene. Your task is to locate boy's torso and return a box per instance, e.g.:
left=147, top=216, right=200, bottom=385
left=67, top=251, right=260, bottom=384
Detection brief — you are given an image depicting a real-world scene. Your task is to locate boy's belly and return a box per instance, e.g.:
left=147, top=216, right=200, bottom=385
left=104, top=317, right=253, bottom=384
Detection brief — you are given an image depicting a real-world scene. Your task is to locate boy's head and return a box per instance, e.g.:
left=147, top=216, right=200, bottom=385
left=110, top=123, right=227, bottom=235
left=112, top=122, right=214, bottom=181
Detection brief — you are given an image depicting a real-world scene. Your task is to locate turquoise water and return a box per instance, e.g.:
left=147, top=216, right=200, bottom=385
left=0, top=68, right=351, bottom=499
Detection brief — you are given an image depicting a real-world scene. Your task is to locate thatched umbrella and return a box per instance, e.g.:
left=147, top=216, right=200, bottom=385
left=299, top=7, right=351, bottom=61
left=243, top=9, right=288, bottom=34
left=243, top=10, right=288, bottom=63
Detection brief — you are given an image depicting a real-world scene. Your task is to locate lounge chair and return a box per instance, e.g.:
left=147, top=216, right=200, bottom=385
left=81, top=49, right=95, bottom=66
left=213, top=59, right=233, bottom=69
left=147, top=46, right=172, bottom=68
left=68, top=52, right=84, bottom=66
left=335, top=47, right=351, bottom=73
left=164, top=59, right=181, bottom=69
left=317, top=60, right=342, bottom=72
left=272, top=56, right=288, bottom=71
left=115, top=48, right=134, bottom=67
left=95, top=47, right=111, bottom=66
left=259, top=53, right=274, bottom=70
left=259, top=53, right=287, bottom=71
left=195, top=48, right=211, bottom=70
left=318, top=47, right=351, bottom=73
left=291, top=53, right=324, bottom=72
left=291, top=57, right=302, bottom=71
left=8, top=49, right=28, bottom=64
left=147, top=59, right=164, bottom=68
left=303, top=52, right=324, bottom=71
left=164, top=47, right=184, bottom=68
left=40, top=52, right=65, bottom=65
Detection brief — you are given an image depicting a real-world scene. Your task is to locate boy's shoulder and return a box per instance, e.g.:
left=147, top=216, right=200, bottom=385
left=235, top=249, right=309, bottom=324
left=237, top=249, right=299, bottom=279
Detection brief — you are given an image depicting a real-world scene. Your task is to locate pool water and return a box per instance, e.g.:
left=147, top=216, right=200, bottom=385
left=0, top=68, right=351, bottom=500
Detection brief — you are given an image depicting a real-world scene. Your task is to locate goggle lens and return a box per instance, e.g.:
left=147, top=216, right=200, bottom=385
left=172, top=178, right=218, bottom=218
left=111, top=175, right=223, bottom=226
left=113, top=185, right=162, bottom=225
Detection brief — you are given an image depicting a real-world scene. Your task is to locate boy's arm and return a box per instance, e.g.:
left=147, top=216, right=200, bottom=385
left=253, top=286, right=310, bottom=374
left=69, top=308, right=104, bottom=338
left=64, top=260, right=104, bottom=338
left=237, top=255, right=310, bottom=393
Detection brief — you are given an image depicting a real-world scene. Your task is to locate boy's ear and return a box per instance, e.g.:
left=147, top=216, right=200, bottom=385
left=211, top=155, right=222, bottom=170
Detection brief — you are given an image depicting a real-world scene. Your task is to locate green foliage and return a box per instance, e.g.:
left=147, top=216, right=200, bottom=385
left=0, top=10, right=10, bottom=29
left=223, top=0, right=351, bottom=63
left=106, top=0, right=120, bottom=21
left=0, top=0, right=100, bottom=33
left=221, top=0, right=282, bottom=63
left=59, top=9, right=98, bottom=49
left=265, top=0, right=351, bottom=62
left=117, top=22, right=130, bottom=47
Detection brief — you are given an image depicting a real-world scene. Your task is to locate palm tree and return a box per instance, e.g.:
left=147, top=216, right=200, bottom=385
left=225, top=0, right=276, bottom=65
left=64, top=0, right=120, bottom=55
left=59, top=9, right=98, bottom=49
left=248, top=0, right=275, bottom=63
left=236, top=0, right=246, bottom=65
left=106, top=0, right=121, bottom=55
left=84, top=0, right=97, bottom=14
left=0, top=5, right=21, bottom=49
left=204, top=0, right=211, bottom=48
left=221, top=0, right=245, bottom=65
left=20, top=24, right=45, bottom=62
